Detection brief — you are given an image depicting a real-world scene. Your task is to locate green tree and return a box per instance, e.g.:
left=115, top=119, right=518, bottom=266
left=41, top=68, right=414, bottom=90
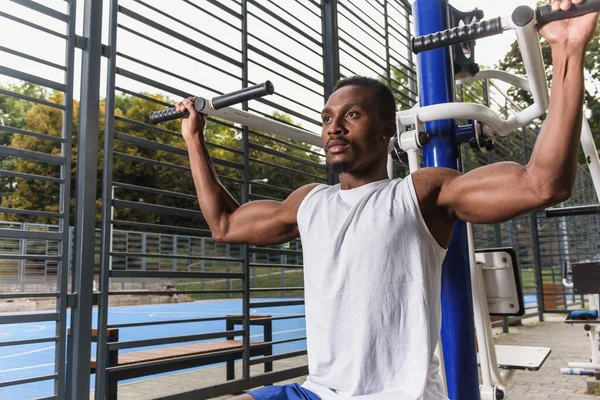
left=0, top=86, right=325, bottom=227
left=0, top=83, right=48, bottom=198
left=385, top=65, right=417, bottom=111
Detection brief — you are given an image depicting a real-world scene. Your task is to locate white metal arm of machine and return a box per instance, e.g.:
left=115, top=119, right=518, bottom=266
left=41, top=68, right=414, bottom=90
left=401, top=3, right=600, bottom=400
left=397, top=1, right=600, bottom=142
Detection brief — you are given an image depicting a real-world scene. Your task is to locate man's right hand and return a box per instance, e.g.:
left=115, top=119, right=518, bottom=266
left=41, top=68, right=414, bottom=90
left=176, top=94, right=316, bottom=246
left=176, top=96, right=207, bottom=142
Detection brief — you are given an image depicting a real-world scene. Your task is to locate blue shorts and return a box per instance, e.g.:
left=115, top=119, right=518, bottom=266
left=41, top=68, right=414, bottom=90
left=248, top=383, right=320, bottom=400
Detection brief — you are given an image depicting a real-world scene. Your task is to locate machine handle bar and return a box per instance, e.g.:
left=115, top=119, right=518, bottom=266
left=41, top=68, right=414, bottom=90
left=412, top=17, right=502, bottom=54
left=545, top=204, right=600, bottom=218
left=412, top=0, right=600, bottom=54
left=149, top=81, right=274, bottom=124
left=537, top=0, right=600, bottom=25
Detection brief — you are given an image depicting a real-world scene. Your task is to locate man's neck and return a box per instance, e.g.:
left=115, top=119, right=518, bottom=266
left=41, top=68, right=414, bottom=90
left=338, top=168, right=389, bottom=190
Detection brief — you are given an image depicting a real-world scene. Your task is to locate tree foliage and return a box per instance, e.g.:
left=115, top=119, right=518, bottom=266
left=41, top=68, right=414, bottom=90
left=0, top=83, right=49, bottom=198
left=387, top=65, right=417, bottom=111
left=0, top=85, right=325, bottom=227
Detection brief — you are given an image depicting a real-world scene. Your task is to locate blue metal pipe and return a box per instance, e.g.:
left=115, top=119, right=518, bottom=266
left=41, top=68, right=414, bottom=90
left=455, top=124, right=476, bottom=145
left=413, top=1, right=480, bottom=399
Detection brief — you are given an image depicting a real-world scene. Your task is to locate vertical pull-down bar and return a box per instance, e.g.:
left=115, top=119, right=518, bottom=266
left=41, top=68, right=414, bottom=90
left=412, top=1, right=479, bottom=399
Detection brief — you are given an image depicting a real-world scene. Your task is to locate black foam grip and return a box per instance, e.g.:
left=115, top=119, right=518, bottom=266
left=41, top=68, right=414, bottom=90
left=149, top=107, right=189, bottom=124
left=536, top=0, right=600, bottom=26
left=545, top=204, right=600, bottom=218
left=211, top=81, right=274, bottom=109
left=149, top=98, right=208, bottom=124
left=149, top=81, right=274, bottom=124
left=412, top=17, right=503, bottom=54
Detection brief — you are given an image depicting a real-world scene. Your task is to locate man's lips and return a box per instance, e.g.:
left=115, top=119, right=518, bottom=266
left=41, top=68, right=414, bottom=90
left=326, top=139, right=349, bottom=154
left=328, top=144, right=347, bottom=154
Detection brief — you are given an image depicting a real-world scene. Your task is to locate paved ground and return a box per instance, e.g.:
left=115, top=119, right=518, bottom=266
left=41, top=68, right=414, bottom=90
left=493, top=316, right=600, bottom=400
left=110, top=316, right=600, bottom=399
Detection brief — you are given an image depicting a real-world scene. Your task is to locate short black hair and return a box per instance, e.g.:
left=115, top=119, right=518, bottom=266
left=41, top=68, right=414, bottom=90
left=331, top=75, right=396, bottom=121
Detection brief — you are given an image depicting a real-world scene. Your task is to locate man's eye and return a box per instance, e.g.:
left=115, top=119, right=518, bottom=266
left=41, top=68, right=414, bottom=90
left=323, top=116, right=331, bottom=123
left=347, top=111, right=358, bottom=118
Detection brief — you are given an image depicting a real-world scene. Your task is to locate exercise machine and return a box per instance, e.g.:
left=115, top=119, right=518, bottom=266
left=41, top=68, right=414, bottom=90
left=394, top=1, right=600, bottom=399
left=148, top=80, right=321, bottom=147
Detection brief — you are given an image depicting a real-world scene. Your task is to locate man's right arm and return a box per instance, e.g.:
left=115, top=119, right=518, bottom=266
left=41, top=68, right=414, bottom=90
left=179, top=98, right=318, bottom=246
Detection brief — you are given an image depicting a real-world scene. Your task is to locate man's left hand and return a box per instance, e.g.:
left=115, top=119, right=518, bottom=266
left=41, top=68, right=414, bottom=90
left=539, top=0, right=599, bottom=50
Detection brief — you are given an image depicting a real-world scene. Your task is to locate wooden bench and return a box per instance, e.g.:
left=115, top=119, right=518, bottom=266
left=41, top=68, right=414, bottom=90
left=73, top=315, right=273, bottom=399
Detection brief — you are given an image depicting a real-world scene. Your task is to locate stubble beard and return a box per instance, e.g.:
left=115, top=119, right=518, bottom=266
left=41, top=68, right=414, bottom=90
left=330, top=160, right=355, bottom=174
left=327, top=142, right=358, bottom=174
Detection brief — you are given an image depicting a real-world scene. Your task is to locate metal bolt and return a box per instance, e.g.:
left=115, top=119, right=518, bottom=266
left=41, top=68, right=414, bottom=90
left=418, top=131, right=430, bottom=147
left=502, top=257, right=507, bottom=263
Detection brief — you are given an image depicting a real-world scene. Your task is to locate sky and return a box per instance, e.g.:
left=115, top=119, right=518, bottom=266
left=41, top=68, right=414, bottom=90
left=0, top=0, right=542, bottom=134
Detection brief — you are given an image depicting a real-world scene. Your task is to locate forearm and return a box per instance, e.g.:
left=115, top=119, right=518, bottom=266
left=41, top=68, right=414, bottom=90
left=527, top=45, right=586, bottom=199
left=185, top=136, right=240, bottom=236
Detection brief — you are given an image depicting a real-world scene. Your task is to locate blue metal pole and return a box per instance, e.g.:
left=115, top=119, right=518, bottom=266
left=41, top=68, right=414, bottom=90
left=413, top=1, right=480, bottom=399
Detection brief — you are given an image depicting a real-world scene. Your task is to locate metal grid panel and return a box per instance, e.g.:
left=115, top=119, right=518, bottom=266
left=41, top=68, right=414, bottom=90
left=536, top=164, right=600, bottom=311
left=337, top=0, right=417, bottom=110
left=0, top=0, right=75, bottom=398
left=93, top=0, right=329, bottom=397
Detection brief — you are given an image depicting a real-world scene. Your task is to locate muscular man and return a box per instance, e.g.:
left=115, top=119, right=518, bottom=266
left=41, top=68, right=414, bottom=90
left=176, top=1, right=598, bottom=398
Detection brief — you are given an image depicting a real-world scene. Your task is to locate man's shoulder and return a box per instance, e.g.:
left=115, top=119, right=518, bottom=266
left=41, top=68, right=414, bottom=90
left=286, top=183, right=326, bottom=209
left=411, top=167, right=462, bottom=194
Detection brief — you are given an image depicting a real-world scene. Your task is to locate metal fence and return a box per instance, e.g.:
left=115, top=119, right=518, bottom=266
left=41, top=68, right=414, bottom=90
left=0, top=221, right=302, bottom=298
left=0, top=1, right=75, bottom=398
left=1, top=0, right=598, bottom=399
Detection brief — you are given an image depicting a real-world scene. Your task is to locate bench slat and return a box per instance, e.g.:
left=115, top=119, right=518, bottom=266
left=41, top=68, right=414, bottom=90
left=90, top=339, right=266, bottom=368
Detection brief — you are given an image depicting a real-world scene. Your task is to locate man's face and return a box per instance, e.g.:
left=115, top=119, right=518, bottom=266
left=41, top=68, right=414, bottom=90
left=321, top=85, right=390, bottom=174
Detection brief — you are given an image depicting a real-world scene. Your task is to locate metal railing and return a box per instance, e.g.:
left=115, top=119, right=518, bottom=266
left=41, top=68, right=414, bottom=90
left=0, top=0, right=76, bottom=397
left=0, top=221, right=304, bottom=299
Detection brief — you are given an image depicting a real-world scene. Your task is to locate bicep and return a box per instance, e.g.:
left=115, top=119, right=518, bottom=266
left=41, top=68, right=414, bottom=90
left=438, top=162, right=551, bottom=224
left=218, top=184, right=317, bottom=245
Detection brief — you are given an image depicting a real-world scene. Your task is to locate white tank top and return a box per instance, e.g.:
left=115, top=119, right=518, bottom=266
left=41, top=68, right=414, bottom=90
left=297, top=176, right=448, bottom=400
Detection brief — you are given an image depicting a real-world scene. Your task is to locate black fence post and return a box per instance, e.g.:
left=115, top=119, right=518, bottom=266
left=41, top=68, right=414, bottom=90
left=68, top=0, right=104, bottom=398
left=322, top=0, right=340, bottom=186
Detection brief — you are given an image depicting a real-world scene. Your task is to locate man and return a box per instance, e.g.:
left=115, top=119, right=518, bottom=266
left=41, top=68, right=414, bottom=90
left=176, top=1, right=597, bottom=398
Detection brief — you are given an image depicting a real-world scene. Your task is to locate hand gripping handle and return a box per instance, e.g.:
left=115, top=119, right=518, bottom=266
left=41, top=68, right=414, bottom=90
left=149, top=81, right=275, bottom=124
left=536, top=0, right=600, bottom=26
left=412, top=0, right=600, bottom=54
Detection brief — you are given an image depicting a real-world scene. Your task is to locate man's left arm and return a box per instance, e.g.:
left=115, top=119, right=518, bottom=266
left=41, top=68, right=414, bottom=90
left=429, top=5, right=598, bottom=226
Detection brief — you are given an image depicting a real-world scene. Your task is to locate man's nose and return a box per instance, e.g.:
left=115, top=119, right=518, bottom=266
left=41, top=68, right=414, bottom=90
left=328, top=117, right=345, bottom=136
